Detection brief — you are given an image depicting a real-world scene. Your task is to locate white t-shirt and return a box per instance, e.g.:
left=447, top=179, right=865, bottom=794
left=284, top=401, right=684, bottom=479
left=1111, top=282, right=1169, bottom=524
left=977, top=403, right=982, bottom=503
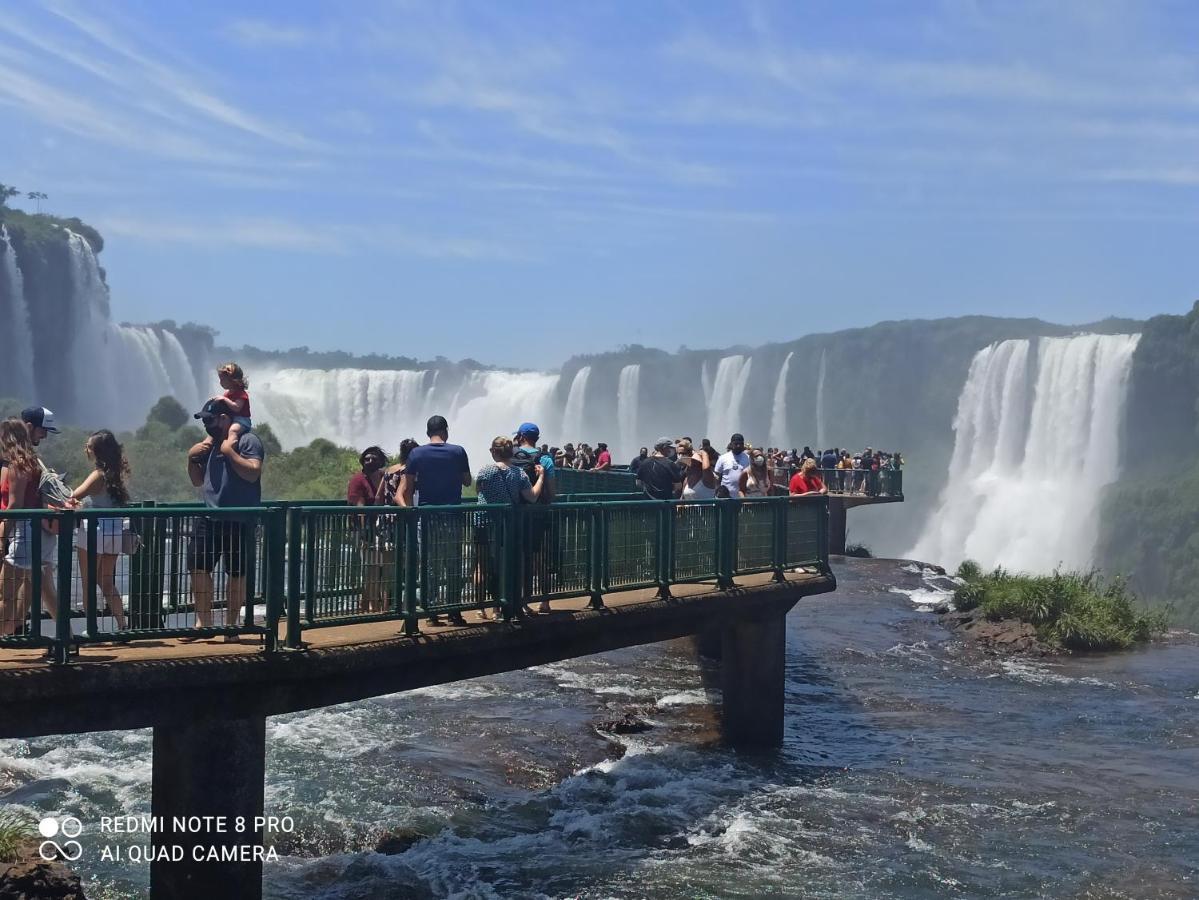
left=714, top=451, right=750, bottom=498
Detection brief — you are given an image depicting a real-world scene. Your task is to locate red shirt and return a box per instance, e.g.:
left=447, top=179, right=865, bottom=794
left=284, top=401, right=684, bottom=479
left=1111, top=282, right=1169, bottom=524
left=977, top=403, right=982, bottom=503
left=789, top=473, right=825, bottom=495
left=596, top=450, right=611, bottom=468
left=347, top=472, right=378, bottom=506
left=223, top=388, right=251, bottom=418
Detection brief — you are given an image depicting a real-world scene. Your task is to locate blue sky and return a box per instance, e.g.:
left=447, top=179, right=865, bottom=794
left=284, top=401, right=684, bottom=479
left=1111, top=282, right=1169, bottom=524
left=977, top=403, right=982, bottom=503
left=2, top=0, right=1196, bottom=367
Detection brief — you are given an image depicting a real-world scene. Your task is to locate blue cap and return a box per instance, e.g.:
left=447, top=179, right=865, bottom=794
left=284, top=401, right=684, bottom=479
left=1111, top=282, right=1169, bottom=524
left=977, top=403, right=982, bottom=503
left=514, top=422, right=540, bottom=439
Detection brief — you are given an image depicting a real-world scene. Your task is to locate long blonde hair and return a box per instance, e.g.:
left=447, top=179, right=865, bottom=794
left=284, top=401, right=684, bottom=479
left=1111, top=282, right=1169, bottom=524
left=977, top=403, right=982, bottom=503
left=0, top=418, right=37, bottom=476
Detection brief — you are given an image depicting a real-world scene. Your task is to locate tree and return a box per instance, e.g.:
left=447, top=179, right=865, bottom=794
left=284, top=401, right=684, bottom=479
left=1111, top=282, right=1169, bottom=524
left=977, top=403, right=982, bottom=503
left=255, top=422, right=283, bottom=457
left=26, top=191, right=47, bottom=213
left=0, top=184, right=18, bottom=207
left=145, top=396, right=190, bottom=431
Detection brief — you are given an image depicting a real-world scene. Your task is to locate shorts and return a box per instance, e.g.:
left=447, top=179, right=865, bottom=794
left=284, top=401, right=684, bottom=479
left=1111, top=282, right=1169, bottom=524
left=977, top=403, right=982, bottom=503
left=186, top=518, right=248, bottom=577
left=73, top=518, right=124, bottom=555
left=4, top=521, right=58, bottom=571
left=232, top=417, right=253, bottom=433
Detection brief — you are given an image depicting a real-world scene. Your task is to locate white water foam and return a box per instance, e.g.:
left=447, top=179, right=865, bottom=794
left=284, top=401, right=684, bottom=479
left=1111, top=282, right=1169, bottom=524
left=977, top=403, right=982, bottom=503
left=769, top=351, right=794, bottom=451
left=616, top=363, right=641, bottom=460
left=560, top=366, right=591, bottom=445
left=0, top=224, right=34, bottom=399
left=706, top=354, right=753, bottom=447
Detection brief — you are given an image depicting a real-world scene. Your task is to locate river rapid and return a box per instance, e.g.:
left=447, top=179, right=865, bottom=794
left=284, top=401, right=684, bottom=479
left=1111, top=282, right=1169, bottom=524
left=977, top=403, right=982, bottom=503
left=1, top=557, right=1196, bottom=899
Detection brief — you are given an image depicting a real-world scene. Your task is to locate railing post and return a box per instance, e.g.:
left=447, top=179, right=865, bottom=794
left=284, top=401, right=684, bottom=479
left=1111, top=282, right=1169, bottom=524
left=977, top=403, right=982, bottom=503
left=263, top=507, right=284, bottom=653
left=285, top=507, right=304, bottom=649
left=54, top=510, right=74, bottom=665
left=303, top=512, right=317, bottom=626
left=83, top=516, right=99, bottom=638
left=588, top=505, right=604, bottom=610
left=502, top=506, right=519, bottom=620
left=656, top=501, right=673, bottom=600
left=402, top=509, right=419, bottom=635
left=717, top=500, right=737, bottom=590
left=28, top=516, right=43, bottom=643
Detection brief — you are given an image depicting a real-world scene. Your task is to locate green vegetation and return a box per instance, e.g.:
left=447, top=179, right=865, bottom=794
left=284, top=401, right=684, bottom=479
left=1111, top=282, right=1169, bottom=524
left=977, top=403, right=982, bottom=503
left=953, top=561, right=1167, bottom=652
left=0, top=809, right=33, bottom=862
left=844, top=542, right=873, bottom=558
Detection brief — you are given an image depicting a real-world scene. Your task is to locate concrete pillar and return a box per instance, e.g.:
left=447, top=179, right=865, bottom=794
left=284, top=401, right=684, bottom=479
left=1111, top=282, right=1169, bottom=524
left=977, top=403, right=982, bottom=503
left=691, top=624, right=723, bottom=660
left=721, top=610, right=787, bottom=748
left=828, top=500, right=847, bottom=555
left=151, top=716, right=266, bottom=900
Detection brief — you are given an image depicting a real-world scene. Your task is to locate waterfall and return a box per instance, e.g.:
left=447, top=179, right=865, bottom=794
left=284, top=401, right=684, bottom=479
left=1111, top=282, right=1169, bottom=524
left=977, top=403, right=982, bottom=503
left=769, top=352, right=794, bottom=451
left=814, top=349, right=827, bottom=450
left=908, top=333, right=1140, bottom=573
left=700, top=360, right=714, bottom=408
left=705, top=355, right=753, bottom=446
left=0, top=225, right=34, bottom=400
left=561, top=366, right=591, bottom=444
left=253, top=367, right=558, bottom=455
left=616, top=364, right=641, bottom=459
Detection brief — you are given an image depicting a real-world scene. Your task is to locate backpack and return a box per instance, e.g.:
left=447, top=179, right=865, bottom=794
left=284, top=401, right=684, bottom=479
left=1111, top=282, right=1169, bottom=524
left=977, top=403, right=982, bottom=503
left=511, top=447, right=552, bottom=504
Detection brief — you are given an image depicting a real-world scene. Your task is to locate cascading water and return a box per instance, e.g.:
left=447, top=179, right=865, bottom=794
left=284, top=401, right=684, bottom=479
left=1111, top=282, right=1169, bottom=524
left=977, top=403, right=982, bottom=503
left=814, top=349, right=827, bottom=450
left=705, top=355, right=753, bottom=446
left=253, top=367, right=558, bottom=456
left=0, top=225, right=35, bottom=400
left=908, top=333, right=1140, bottom=573
left=560, top=366, right=591, bottom=445
left=616, top=364, right=641, bottom=459
left=768, top=352, right=794, bottom=451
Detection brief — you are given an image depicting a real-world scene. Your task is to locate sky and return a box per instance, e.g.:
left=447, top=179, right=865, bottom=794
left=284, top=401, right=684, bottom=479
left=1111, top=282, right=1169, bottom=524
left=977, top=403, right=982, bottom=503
left=1, top=0, right=1197, bottom=368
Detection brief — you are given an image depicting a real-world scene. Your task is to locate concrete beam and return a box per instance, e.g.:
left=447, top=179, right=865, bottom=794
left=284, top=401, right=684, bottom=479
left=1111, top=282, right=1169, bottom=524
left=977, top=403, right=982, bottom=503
left=150, top=716, right=266, bottom=900
left=829, top=501, right=848, bottom=555
left=721, top=609, right=787, bottom=749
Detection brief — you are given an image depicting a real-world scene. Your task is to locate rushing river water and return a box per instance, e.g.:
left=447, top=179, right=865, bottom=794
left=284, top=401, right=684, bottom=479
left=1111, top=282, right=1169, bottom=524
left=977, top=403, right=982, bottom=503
left=1, top=558, right=1196, bottom=899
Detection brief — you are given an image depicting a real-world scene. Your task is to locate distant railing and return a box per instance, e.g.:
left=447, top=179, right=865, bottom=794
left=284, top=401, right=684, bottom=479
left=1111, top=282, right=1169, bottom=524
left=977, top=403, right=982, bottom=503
left=769, top=466, right=903, bottom=498
left=0, top=494, right=828, bottom=662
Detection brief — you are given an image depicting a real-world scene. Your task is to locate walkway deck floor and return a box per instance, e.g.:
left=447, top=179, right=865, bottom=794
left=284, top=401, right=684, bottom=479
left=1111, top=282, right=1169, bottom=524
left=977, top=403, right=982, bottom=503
left=0, top=570, right=823, bottom=672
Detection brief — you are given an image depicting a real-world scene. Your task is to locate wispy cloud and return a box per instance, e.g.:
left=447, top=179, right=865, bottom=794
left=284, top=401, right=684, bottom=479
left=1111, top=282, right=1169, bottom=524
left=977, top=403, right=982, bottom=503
left=222, top=19, right=322, bottom=49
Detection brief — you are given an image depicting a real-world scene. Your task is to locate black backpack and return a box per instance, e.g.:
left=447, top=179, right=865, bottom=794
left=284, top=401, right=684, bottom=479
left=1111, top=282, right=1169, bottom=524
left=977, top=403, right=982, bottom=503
left=511, top=447, right=552, bottom=504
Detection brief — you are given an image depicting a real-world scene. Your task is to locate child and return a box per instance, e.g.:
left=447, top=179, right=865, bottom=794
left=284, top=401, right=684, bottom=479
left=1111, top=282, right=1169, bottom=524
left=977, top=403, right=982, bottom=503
left=215, top=363, right=252, bottom=441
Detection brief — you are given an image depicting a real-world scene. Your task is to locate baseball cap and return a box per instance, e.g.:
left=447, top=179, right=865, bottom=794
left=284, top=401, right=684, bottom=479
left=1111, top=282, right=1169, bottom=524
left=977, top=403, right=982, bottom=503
left=193, top=398, right=234, bottom=421
left=21, top=407, right=59, bottom=434
left=514, top=422, right=540, bottom=440
left=654, top=436, right=673, bottom=450
left=731, top=432, right=745, bottom=443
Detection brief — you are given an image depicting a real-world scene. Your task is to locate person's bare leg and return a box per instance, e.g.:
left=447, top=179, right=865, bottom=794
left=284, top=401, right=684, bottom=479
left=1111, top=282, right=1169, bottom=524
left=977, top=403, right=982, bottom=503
left=99, top=555, right=126, bottom=631
left=191, top=570, right=214, bottom=628
left=41, top=563, right=58, bottom=620
left=0, top=565, right=24, bottom=636
left=227, top=575, right=246, bottom=632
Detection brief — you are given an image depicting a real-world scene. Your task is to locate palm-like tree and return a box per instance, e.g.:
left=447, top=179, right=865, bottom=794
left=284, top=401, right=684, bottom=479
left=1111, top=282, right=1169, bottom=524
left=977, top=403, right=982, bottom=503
left=26, top=191, right=48, bottom=213
left=0, top=184, right=19, bottom=207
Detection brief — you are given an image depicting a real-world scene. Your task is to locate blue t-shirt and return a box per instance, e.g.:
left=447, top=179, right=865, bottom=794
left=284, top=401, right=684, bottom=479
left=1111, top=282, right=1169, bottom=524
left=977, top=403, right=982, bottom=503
left=405, top=442, right=470, bottom=506
left=201, top=432, right=264, bottom=509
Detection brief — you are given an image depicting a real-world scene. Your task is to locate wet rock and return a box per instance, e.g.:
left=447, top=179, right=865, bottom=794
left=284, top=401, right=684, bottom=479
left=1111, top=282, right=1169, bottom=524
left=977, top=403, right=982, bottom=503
left=0, top=845, right=86, bottom=900
left=945, top=611, right=1054, bottom=657
left=594, top=712, right=652, bottom=735
left=931, top=602, right=951, bottom=615
left=374, top=827, right=426, bottom=855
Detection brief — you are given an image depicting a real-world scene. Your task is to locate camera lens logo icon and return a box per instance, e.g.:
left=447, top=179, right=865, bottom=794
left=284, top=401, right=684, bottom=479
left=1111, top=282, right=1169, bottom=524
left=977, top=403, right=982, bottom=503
left=38, top=816, right=83, bottom=861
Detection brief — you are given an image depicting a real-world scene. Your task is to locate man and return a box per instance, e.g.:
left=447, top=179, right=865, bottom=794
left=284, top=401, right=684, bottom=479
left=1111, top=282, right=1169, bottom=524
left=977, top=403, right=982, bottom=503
left=512, top=423, right=557, bottom=614
left=629, top=447, right=648, bottom=474
left=714, top=433, right=751, bottom=499
left=399, top=415, right=471, bottom=625
left=186, top=398, right=265, bottom=641
left=20, top=407, right=62, bottom=624
left=636, top=437, right=683, bottom=500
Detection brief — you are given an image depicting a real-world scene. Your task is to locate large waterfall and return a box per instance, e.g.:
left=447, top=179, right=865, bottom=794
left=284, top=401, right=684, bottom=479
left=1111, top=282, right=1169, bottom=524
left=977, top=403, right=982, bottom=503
left=0, top=225, right=34, bottom=400
left=908, top=333, right=1141, bottom=573
left=254, top=367, right=559, bottom=456
left=705, top=355, right=753, bottom=446
left=560, top=366, right=592, bottom=445
left=814, top=349, right=827, bottom=450
left=616, top=364, right=641, bottom=460
left=768, top=352, right=793, bottom=451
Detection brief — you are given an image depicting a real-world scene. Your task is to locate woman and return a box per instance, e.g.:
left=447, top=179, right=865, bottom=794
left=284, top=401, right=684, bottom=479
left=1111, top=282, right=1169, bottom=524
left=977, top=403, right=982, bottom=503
left=678, top=439, right=717, bottom=500
left=744, top=449, right=773, bottom=497
left=789, top=458, right=828, bottom=496
left=474, top=436, right=544, bottom=620
left=378, top=439, right=419, bottom=506
left=0, top=418, right=45, bottom=635
left=70, top=430, right=131, bottom=631
left=349, top=446, right=389, bottom=613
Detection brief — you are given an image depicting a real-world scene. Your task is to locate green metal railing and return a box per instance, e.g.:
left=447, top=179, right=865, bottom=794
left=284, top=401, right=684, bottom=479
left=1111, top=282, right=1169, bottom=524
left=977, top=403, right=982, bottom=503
left=769, top=466, right=904, bottom=498
left=0, top=494, right=828, bottom=662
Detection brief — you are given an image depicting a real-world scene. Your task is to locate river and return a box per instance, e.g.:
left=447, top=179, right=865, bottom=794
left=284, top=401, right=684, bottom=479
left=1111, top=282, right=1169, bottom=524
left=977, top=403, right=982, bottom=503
left=1, top=557, right=1196, bottom=898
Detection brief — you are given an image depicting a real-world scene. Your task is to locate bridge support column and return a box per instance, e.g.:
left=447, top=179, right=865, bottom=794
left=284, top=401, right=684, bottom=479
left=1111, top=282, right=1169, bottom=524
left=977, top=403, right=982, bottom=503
left=828, top=500, right=847, bottom=555
left=151, top=715, right=266, bottom=900
left=691, top=624, right=723, bottom=660
left=721, top=610, right=786, bottom=749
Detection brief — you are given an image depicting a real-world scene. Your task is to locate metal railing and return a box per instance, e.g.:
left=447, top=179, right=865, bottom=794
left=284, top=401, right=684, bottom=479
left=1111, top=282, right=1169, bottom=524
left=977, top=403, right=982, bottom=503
left=0, top=494, right=828, bottom=662
left=770, top=466, right=903, bottom=498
